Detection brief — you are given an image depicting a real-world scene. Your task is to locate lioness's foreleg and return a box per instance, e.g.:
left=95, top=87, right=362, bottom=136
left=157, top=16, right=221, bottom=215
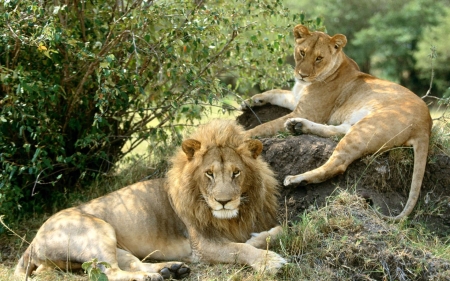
left=116, top=248, right=190, bottom=280
left=240, top=89, right=296, bottom=110
left=285, top=118, right=351, bottom=137
left=245, top=112, right=295, bottom=138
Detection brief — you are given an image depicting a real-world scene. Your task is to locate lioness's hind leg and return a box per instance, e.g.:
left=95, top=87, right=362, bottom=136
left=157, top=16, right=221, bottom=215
left=116, top=249, right=190, bottom=280
left=284, top=114, right=414, bottom=186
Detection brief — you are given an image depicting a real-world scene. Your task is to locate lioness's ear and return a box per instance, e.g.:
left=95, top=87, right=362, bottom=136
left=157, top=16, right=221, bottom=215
left=331, top=34, right=347, bottom=50
left=182, top=139, right=201, bottom=160
left=245, top=139, right=263, bottom=159
left=293, top=24, right=310, bottom=43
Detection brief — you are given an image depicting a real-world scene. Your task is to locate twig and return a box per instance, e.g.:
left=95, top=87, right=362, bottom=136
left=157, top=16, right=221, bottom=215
left=0, top=215, right=30, bottom=245
left=234, top=93, right=263, bottom=125
left=422, top=46, right=436, bottom=100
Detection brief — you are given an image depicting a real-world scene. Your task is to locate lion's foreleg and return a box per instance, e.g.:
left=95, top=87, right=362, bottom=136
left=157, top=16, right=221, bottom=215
left=193, top=237, right=286, bottom=275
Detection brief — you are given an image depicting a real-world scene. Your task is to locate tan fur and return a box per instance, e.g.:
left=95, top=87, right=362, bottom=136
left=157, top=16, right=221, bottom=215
left=241, top=25, right=432, bottom=221
left=166, top=119, right=285, bottom=271
left=14, top=120, right=285, bottom=281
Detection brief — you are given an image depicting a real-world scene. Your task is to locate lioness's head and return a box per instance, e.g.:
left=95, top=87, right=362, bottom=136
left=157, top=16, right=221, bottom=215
left=181, top=138, right=262, bottom=220
left=166, top=120, right=278, bottom=240
left=293, top=24, right=347, bottom=84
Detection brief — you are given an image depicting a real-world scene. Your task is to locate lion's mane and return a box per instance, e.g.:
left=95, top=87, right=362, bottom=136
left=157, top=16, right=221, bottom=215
left=166, top=119, right=279, bottom=242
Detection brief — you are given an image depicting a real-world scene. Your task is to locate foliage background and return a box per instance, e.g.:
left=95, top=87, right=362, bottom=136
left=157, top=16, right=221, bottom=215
left=0, top=0, right=316, bottom=224
left=286, top=0, right=450, bottom=96
left=1, top=0, right=449, bottom=227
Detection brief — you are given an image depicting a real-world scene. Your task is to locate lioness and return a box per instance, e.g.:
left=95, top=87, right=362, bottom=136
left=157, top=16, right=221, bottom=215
left=241, top=24, right=432, bottom=221
left=15, top=120, right=286, bottom=281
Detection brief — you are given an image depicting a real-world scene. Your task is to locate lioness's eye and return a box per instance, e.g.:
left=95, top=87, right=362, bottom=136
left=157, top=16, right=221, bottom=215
left=232, top=170, right=240, bottom=179
left=316, top=56, right=323, bottom=62
left=300, top=50, right=305, bottom=56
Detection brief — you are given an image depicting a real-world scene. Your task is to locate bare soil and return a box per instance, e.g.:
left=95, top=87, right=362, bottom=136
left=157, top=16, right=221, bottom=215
left=237, top=104, right=450, bottom=237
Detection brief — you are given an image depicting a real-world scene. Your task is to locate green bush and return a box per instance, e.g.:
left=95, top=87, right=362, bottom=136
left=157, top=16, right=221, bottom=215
left=0, top=0, right=319, bottom=222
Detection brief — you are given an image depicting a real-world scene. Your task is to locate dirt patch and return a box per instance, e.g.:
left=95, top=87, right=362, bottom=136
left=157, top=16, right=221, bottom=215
left=237, top=104, right=450, bottom=236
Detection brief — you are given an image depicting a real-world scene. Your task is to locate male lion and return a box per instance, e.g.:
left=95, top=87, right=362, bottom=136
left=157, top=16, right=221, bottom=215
left=241, top=24, right=432, bottom=221
left=14, top=120, right=286, bottom=281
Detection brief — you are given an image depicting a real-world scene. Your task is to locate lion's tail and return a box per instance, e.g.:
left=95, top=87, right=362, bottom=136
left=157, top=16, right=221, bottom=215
left=384, top=136, right=429, bottom=221
left=14, top=245, right=36, bottom=279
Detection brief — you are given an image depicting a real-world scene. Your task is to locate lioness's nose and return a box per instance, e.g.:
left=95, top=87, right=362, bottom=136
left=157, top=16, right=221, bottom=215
left=216, top=199, right=231, bottom=207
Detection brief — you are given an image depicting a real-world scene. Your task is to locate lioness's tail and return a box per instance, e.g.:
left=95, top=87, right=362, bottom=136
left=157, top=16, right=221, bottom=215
left=14, top=245, right=36, bottom=279
left=383, top=136, right=429, bottom=221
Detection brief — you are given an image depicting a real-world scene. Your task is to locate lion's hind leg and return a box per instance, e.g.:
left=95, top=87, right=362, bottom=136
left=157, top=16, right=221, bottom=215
left=18, top=209, right=164, bottom=281
left=116, top=248, right=190, bottom=280
left=13, top=251, right=36, bottom=280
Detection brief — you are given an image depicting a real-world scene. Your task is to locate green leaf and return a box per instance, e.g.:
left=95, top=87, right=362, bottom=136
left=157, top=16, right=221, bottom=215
left=31, top=148, right=41, bottom=163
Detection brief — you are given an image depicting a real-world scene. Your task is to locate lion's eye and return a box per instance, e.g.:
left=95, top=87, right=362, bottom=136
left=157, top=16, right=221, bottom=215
left=300, top=50, right=305, bottom=57
left=205, top=170, right=214, bottom=179
left=232, top=170, right=240, bottom=179
left=316, top=56, right=323, bottom=62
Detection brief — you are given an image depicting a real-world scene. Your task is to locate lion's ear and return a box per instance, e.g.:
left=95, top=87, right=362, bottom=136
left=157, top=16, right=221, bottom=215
left=293, top=24, right=310, bottom=42
left=182, top=139, right=201, bottom=160
left=331, top=34, right=347, bottom=51
left=244, top=139, right=263, bottom=159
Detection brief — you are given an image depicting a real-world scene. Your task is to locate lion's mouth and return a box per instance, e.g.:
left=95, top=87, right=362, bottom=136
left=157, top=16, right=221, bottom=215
left=212, top=209, right=239, bottom=219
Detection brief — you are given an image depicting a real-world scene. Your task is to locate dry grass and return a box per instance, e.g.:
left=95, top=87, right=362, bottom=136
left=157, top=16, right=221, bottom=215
left=2, top=188, right=449, bottom=281
left=275, top=190, right=450, bottom=280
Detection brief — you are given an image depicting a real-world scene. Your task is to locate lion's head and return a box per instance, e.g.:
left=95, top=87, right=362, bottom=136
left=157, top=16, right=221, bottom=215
left=292, top=24, right=354, bottom=85
left=166, top=119, right=279, bottom=242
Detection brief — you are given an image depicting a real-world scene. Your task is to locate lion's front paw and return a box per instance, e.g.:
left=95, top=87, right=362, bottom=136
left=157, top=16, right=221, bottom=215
left=284, top=118, right=305, bottom=134
left=159, top=263, right=190, bottom=280
left=252, top=251, right=287, bottom=275
left=240, top=95, right=267, bottom=110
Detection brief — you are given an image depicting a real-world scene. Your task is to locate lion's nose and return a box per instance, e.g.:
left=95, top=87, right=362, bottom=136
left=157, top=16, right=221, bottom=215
left=216, top=199, right=231, bottom=207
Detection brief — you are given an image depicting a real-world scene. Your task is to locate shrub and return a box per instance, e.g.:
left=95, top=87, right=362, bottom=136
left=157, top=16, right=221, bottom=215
left=0, top=0, right=321, bottom=222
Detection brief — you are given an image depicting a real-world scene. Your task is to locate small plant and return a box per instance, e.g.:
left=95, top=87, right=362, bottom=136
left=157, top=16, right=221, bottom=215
left=82, top=258, right=110, bottom=281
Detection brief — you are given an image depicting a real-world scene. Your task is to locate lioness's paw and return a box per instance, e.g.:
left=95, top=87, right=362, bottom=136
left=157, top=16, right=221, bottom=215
left=239, top=95, right=267, bottom=110
left=159, top=263, right=190, bottom=280
left=252, top=251, right=287, bottom=275
left=285, top=118, right=305, bottom=134
left=284, top=175, right=307, bottom=186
